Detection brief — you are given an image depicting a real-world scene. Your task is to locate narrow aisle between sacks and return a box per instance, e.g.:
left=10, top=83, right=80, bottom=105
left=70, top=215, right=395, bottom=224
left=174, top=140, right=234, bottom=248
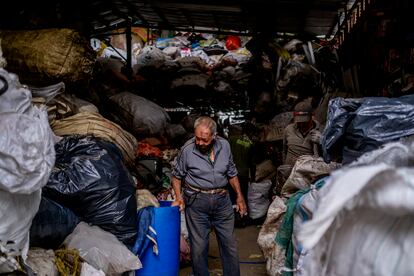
left=180, top=225, right=267, bottom=276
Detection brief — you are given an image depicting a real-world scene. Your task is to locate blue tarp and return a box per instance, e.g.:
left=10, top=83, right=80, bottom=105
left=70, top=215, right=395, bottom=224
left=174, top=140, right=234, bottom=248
left=322, top=95, right=414, bottom=164
left=133, top=207, right=158, bottom=258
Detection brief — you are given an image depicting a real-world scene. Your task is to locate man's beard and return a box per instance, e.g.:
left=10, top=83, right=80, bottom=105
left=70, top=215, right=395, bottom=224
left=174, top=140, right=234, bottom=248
left=197, top=142, right=214, bottom=155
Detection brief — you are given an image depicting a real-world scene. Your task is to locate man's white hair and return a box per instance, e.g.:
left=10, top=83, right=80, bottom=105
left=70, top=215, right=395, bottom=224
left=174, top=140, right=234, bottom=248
left=194, top=116, right=217, bottom=135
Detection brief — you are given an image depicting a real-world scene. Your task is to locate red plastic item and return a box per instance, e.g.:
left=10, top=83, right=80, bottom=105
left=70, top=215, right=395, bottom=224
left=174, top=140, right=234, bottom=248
left=225, top=35, right=241, bottom=51
left=136, top=142, right=162, bottom=158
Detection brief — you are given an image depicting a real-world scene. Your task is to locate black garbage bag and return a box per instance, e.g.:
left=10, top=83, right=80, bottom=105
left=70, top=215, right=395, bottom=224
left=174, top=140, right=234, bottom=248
left=43, top=136, right=137, bottom=246
left=322, top=95, right=414, bottom=164
left=30, top=197, right=80, bottom=249
left=136, top=157, right=164, bottom=194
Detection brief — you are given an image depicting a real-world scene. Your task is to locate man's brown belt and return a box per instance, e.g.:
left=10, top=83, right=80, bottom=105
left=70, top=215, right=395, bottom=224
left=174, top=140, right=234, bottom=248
left=185, top=183, right=227, bottom=195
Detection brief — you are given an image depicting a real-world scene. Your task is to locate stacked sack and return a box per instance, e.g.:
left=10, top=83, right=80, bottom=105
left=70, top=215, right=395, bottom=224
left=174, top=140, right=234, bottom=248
left=0, top=28, right=96, bottom=85
left=0, top=68, right=55, bottom=273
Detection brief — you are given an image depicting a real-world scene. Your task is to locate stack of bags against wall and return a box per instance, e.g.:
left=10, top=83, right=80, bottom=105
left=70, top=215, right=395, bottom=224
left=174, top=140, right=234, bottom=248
left=298, top=137, right=414, bottom=276
left=40, top=135, right=138, bottom=247
left=27, top=221, right=142, bottom=275
left=51, top=111, right=137, bottom=167
left=248, top=159, right=277, bottom=221
left=259, top=136, right=414, bottom=276
left=272, top=39, right=320, bottom=111
left=20, top=76, right=141, bottom=274
left=108, top=91, right=171, bottom=138
left=0, top=68, right=55, bottom=273
left=30, top=82, right=73, bottom=124
left=29, top=134, right=142, bottom=275
left=0, top=29, right=139, bottom=165
left=0, top=28, right=96, bottom=85
left=132, top=34, right=252, bottom=107
left=257, top=155, right=339, bottom=276
left=322, top=95, right=414, bottom=164
left=30, top=82, right=100, bottom=125
left=29, top=81, right=138, bottom=168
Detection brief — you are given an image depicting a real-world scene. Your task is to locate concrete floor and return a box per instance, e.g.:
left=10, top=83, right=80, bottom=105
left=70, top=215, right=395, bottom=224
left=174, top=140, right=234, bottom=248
left=180, top=225, right=267, bottom=276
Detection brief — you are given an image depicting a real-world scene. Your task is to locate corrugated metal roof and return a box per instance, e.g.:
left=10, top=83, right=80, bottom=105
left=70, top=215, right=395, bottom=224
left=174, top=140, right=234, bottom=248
left=0, top=0, right=345, bottom=37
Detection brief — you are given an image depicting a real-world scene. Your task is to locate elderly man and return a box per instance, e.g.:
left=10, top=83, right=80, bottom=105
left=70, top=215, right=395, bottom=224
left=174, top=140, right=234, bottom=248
left=172, top=116, right=247, bottom=276
left=276, top=100, right=322, bottom=193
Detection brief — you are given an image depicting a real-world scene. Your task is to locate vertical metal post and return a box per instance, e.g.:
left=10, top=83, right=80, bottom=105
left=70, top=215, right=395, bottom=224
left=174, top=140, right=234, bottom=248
left=337, top=9, right=341, bottom=45
left=344, top=2, right=348, bottom=34
left=125, top=18, right=133, bottom=79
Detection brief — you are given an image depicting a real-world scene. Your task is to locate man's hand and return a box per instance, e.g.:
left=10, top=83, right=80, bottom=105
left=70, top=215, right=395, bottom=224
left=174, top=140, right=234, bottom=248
left=235, top=195, right=247, bottom=217
left=171, top=176, right=184, bottom=211
left=172, top=198, right=185, bottom=211
left=309, top=130, right=322, bottom=144
left=228, top=176, right=247, bottom=216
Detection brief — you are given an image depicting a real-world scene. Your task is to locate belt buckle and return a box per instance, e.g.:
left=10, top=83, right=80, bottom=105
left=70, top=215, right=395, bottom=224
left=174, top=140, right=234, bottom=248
left=187, top=183, right=225, bottom=195
left=212, top=188, right=226, bottom=195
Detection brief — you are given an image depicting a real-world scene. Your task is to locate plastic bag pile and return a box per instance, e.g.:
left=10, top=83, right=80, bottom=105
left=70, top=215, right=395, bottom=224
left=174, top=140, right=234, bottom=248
left=0, top=68, right=55, bottom=273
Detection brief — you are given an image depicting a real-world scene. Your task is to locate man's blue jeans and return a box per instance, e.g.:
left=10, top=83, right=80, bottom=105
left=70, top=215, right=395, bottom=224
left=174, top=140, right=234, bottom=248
left=184, top=189, right=240, bottom=276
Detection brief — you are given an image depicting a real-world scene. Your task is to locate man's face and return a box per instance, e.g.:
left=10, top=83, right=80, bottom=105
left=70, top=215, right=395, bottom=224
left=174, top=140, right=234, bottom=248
left=195, top=126, right=214, bottom=154
left=296, top=118, right=313, bottom=135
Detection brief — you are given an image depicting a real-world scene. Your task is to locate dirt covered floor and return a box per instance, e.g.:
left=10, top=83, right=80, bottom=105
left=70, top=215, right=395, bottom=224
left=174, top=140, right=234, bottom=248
left=180, top=225, right=267, bottom=276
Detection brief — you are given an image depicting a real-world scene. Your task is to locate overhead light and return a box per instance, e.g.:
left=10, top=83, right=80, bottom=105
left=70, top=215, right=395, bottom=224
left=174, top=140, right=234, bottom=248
left=152, top=2, right=242, bottom=13
left=109, top=18, right=126, bottom=26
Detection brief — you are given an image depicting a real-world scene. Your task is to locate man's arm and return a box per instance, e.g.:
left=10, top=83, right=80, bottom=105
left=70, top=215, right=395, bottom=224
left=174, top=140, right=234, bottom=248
left=228, top=176, right=247, bottom=216
left=248, top=144, right=256, bottom=183
left=283, top=129, right=288, bottom=164
left=171, top=176, right=185, bottom=211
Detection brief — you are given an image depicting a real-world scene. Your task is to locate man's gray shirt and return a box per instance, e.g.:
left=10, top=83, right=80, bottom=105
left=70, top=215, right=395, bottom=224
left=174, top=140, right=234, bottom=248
left=172, top=136, right=238, bottom=189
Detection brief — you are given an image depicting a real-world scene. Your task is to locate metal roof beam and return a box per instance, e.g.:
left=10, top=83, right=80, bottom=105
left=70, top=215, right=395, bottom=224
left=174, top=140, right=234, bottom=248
left=326, top=13, right=339, bottom=38
left=149, top=2, right=242, bottom=13
left=180, top=8, right=195, bottom=28
left=299, top=0, right=315, bottom=36
left=212, top=12, right=220, bottom=30
left=130, top=23, right=251, bottom=36
left=102, top=0, right=126, bottom=19
left=150, top=5, right=172, bottom=28
left=240, top=0, right=248, bottom=31
left=120, top=0, right=149, bottom=25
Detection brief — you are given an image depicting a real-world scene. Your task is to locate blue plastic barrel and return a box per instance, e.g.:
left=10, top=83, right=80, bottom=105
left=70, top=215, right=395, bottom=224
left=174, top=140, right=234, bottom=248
left=136, top=201, right=180, bottom=276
